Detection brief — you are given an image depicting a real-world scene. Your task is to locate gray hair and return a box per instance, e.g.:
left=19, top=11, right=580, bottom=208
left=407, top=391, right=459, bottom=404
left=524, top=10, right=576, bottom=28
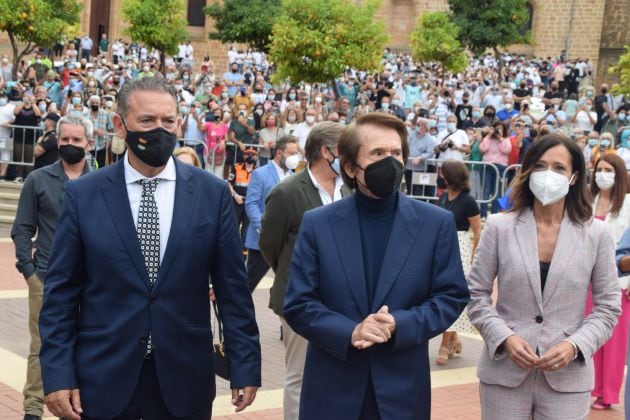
left=304, top=121, right=344, bottom=164
left=416, top=118, right=430, bottom=129
left=57, top=114, right=94, bottom=139
left=117, top=77, right=178, bottom=117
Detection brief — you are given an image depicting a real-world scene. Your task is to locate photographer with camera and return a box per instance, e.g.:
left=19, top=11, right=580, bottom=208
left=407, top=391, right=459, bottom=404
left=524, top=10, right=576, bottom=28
left=478, top=121, right=512, bottom=217
left=434, top=114, right=470, bottom=162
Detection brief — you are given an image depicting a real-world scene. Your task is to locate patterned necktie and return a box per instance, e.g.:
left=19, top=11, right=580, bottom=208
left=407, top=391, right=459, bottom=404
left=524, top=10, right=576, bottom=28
left=137, top=178, right=161, bottom=355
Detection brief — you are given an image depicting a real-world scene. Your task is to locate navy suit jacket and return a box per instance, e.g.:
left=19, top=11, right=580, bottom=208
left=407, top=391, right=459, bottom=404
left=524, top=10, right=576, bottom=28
left=244, top=162, right=281, bottom=250
left=283, top=193, right=470, bottom=420
left=39, top=159, right=261, bottom=418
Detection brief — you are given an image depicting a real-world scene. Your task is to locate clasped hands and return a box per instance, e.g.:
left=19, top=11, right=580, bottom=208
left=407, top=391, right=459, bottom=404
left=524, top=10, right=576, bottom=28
left=351, top=305, right=396, bottom=350
left=503, top=335, right=575, bottom=371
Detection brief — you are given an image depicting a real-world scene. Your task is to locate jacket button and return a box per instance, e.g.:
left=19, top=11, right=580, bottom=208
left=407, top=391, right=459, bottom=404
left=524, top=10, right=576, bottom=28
left=535, top=316, right=543, bottom=324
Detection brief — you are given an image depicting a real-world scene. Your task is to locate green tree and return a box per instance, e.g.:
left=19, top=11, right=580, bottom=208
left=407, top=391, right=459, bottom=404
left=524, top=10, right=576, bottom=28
left=122, top=0, right=188, bottom=73
left=269, top=0, right=388, bottom=90
left=410, top=12, right=468, bottom=85
left=205, top=0, right=281, bottom=52
left=448, top=0, right=529, bottom=74
left=0, top=0, right=82, bottom=79
left=609, top=46, right=630, bottom=97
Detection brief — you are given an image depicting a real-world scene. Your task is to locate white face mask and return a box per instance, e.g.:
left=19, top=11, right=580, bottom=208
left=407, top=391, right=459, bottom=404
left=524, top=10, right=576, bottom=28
left=285, top=154, right=300, bottom=171
left=595, top=172, right=615, bottom=191
left=305, top=115, right=315, bottom=125
left=529, top=170, right=575, bottom=206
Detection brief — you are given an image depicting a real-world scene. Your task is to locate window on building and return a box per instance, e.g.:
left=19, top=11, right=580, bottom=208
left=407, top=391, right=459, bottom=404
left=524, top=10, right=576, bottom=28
left=187, top=0, right=206, bottom=27
left=519, top=2, right=534, bottom=35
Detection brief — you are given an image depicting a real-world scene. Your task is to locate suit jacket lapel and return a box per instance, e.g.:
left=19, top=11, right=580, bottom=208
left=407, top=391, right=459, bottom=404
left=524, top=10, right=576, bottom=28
left=269, top=162, right=280, bottom=185
left=371, top=195, right=423, bottom=312
left=154, top=160, right=195, bottom=290
left=330, top=197, right=369, bottom=316
left=298, top=170, right=323, bottom=209
left=542, top=214, right=579, bottom=305
left=101, top=161, right=151, bottom=290
left=514, top=209, right=544, bottom=313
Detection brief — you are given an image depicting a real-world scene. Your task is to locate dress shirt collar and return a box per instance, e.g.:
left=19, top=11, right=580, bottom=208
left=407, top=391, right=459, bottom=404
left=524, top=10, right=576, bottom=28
left=307, top=166, right=344, bottom=194
left=124, top=152, right=177, bottom=184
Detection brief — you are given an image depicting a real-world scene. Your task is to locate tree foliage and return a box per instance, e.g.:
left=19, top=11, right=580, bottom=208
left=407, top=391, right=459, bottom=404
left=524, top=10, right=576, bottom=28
left=411, top=12, right=468, bottom=80
left=122, top=0, right=188, bottom=71
left=269, top=0, right=388, bottom=85
left=609, top=46, right=630, bottom=98
left=205, top=0, right=281, bottom=52
left=447, top=0, right=529, bottom=55
left=0, top=0, right=82, bottom=79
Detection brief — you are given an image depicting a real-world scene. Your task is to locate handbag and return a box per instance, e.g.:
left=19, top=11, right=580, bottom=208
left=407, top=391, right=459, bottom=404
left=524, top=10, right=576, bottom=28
left=212, top=301, right=230, bottom=380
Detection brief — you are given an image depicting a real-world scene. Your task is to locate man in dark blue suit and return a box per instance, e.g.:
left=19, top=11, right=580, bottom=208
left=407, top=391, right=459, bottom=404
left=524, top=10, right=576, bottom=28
left=39, top=77, right=261, bottom=420
left=284, top=113, right=470, bottom=420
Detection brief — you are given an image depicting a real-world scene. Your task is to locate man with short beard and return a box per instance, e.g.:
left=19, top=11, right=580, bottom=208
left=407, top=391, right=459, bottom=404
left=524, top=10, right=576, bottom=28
left=12, top=114, right=94, bottom=420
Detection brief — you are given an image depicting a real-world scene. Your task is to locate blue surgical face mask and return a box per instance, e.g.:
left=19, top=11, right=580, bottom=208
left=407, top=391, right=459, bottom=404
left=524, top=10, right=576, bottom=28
left=72, top=97, right=82, bottom=106
left=428, top=119, right=437, bottom=128
left=0, top=98, right=7, bottom=106
left=618, top=113, right=627, bottom=122
left=601, top=139, right=611, bottom=148
left=588, top=138, right=599, bottom=147
left=621, top=129, right=630, bottom=148
left=326, top=147, right=340, bottom=175
left=472, top=110, right=481, bottom=119
left=447, top=122, right=457, bottom=132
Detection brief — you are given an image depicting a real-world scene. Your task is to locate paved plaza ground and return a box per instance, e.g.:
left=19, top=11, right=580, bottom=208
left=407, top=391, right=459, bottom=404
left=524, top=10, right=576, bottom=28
left=0, top=234, right=624, bottom=419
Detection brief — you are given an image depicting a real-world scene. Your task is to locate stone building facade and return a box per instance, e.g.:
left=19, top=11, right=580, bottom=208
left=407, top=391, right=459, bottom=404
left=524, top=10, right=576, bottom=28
left=1, top=0, right=628, bottom=84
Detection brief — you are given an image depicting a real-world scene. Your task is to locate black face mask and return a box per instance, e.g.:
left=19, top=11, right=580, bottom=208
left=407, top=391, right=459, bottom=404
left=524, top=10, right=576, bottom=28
left=244, top=156, right=257, bottom=165
left=90, top=105, right=99, bottom=112
left=121, top=118, right=177, bottom=167
left=59, top=144, right=86, bottom=164
left=358, top=156, right=403, bottom=199
left=601, top=88, right=608, bottom=94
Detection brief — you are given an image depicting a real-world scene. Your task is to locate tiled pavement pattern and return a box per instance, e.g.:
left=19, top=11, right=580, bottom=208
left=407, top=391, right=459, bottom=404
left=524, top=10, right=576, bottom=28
left=0, top=239, right=624, bottom=419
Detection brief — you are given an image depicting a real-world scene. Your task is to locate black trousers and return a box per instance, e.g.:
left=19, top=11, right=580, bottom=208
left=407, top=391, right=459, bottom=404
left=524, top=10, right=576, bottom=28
left=81, top=358, right=211, bottom=420
left=247, top=249, right=269, bottom=292
left=232, top=201, right=249, bottom=249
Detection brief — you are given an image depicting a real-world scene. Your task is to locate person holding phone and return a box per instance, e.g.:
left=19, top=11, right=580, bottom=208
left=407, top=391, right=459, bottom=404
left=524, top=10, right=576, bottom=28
left=180, top=101, right=205, bottom=168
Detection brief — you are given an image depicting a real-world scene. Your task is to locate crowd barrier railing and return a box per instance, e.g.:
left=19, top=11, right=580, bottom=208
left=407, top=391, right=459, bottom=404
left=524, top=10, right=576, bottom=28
left=407, top=159, right=502, bottom=205
left=1, top=125, right=42, bottom=168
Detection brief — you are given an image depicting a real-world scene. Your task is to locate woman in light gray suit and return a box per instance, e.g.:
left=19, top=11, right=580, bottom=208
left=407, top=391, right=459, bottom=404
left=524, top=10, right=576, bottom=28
left=467, top=133, right=622, bottom=420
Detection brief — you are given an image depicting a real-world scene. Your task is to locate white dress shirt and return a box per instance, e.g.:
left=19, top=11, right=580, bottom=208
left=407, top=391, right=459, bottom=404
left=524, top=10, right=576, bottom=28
left=124, top=153, right=176, bottom=263
left=271, top=159, right=292, bottom=181
left=307, top=167, right=343, bottom=205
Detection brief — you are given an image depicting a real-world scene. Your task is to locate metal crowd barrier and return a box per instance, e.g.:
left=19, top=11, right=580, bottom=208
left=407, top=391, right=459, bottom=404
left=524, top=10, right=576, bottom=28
left=1, top=124, right=269, bottom=180
left=407, top=158, right=502, bottom=205
left=2, top=124, right=42, bottom=166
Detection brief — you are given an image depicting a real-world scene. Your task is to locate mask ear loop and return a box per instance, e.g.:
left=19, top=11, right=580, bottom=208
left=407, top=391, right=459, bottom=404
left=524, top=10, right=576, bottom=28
left=568, top=173, right=577, bottom=185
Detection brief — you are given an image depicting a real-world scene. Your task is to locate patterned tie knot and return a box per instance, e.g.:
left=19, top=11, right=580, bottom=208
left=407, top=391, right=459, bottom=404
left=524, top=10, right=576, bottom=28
left=139, top=178, right=161, bottom=194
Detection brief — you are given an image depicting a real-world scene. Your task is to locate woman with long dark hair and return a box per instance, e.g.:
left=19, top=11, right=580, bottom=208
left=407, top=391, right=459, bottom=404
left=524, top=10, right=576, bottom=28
left=468, top=133, right=621, bottom=419
left=586, top=153, right=630, bottom=411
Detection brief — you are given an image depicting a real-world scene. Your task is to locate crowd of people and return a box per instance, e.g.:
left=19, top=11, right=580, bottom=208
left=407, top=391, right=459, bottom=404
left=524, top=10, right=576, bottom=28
left=4, top=33, right=630, bottom=420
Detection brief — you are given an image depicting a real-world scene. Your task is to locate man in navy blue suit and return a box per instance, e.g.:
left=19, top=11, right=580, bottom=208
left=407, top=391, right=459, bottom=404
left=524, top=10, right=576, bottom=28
left=39, top=77, right=261, bottom=420
left=284, top=112, right=470, bottom=420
